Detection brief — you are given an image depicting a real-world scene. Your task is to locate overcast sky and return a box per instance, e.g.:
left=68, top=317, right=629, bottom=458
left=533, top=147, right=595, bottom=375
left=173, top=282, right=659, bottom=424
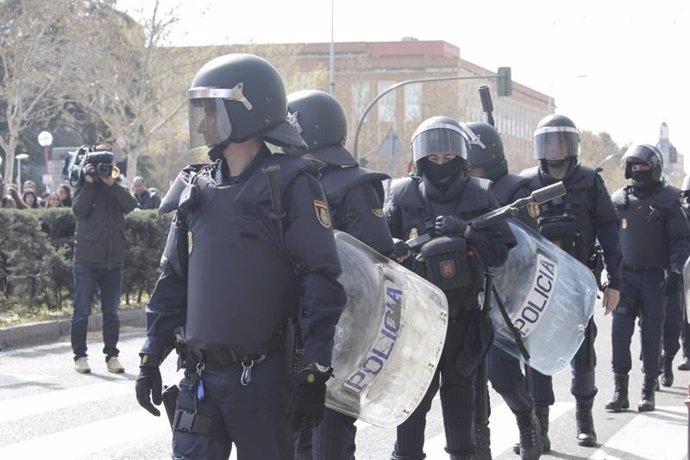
left=117, top=0, right=690, bottom=169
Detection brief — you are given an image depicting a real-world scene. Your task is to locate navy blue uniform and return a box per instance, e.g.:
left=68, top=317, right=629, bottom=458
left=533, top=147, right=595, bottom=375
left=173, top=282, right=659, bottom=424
left=386, top=174, right=515, bottom=459
left=611, top=184, right=690, bottom=377
left=141, top=146, right=347, bottom=460
left=520, top=165, right=621, bottom=407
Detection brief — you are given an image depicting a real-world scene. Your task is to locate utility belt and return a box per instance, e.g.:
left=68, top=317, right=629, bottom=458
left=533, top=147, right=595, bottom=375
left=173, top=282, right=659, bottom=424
left=173, top=327, right=284, bottom=369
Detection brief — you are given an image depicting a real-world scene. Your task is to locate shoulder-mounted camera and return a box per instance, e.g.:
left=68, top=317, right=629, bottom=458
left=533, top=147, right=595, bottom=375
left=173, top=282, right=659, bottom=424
left=68, top=145, right=120, bottom=186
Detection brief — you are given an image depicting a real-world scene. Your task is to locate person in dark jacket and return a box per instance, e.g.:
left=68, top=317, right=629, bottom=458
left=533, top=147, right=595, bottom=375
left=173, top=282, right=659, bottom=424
left=70, top=150, right=138, bottom=374
left=131, top=176, right=161, bottom=210
left=386, top=116, right=515, bottom=460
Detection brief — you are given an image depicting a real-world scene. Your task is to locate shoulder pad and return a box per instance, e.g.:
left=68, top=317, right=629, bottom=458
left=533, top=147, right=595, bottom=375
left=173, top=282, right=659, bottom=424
left=321, top=166, right=390, bottom=204
left=159, top=163, right=208, bottom=215
left=652, top=185, right=683, bottom=210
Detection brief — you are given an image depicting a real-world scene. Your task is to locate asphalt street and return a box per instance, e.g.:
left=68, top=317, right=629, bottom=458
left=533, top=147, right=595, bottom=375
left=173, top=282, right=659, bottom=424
left=0, top=304, right=688, bottom=459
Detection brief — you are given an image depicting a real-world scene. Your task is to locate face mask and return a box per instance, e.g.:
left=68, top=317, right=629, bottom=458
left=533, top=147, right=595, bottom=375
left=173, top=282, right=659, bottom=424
left=631, top=169, right=654, bottom=190
left=422, top=157, right=462, bottom=185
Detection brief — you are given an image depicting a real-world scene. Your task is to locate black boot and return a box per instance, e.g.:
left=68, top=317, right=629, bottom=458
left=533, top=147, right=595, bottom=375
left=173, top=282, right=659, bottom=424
left=534, top=405, right=550, bottom=452
left=605, top=373, right=629, bottom=412
left=661, top=354, right=674, bottom=387
left=514, top=410, right=543, bottom=460
left=575, top=400, right=597, bottom=447
left=678, top=355, right=690, bottom=371
left=638, top=376, right=656, bottom=412
left=449, top=454, right=475, bottom=460
left=474, top=423, right=492, bottom=460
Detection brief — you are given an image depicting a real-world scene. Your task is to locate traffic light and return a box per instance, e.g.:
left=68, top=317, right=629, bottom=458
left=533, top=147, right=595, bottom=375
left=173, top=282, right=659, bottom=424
left=497, top=67, right=512, bottom=97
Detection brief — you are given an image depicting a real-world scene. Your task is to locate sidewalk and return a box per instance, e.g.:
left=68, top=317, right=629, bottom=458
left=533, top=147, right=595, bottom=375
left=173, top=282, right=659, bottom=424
left=0, top=309, right=146, bottom=350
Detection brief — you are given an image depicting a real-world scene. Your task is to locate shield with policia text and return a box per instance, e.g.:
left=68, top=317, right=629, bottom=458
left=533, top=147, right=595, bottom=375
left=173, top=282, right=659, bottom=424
left=327, top=231, right=448, bottom=428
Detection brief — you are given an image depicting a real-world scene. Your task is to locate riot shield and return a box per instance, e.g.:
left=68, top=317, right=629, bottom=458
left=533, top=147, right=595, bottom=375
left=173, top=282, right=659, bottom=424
left=489, top=220, right=598, bottom=376
left=328, top=231, right=448, bottom=428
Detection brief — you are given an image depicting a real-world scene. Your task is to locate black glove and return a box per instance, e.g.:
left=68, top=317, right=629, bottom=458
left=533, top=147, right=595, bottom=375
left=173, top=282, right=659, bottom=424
left=290, top=363, right=332, bottom=431
left=434, top=215, right=468, bottom=237
left=392, top=238, right=412, bottom=262
left=136, top=363, right=162, bottom=417
left=664, top=270, right=682, bottom=295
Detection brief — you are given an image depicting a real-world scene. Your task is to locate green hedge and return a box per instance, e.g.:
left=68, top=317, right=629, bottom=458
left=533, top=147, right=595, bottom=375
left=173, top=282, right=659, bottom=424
left=0, top=209, right=171, bottom=312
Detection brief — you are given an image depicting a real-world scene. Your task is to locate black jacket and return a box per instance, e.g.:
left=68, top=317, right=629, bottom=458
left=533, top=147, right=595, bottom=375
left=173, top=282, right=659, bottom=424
left=72, top=181, right=138, bottom=268
left=135, top=189, right=161, bottom=210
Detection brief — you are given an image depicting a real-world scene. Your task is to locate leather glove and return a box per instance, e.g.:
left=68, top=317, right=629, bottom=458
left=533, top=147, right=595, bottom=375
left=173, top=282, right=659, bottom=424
left=290, top=363, right=332, bottom=431
left=434, top=215, right=468, bottom=237
left=136, top=362, right=162, bottom=417
left=392, top=238, right=412, bottom=262
left=664, top=270, right=682, bottom=295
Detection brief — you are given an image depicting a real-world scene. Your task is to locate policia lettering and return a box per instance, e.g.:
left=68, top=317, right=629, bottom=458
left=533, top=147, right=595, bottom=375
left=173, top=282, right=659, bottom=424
left=513, top=254, right=557, bottom=337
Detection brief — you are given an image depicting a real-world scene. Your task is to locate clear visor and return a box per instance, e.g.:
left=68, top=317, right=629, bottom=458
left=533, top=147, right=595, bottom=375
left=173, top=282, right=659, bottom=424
left=187, top=98, right=233, bottom=152
left=534, top=127, right=579, bottom=160
left=412, top=127, right=467, bottom=162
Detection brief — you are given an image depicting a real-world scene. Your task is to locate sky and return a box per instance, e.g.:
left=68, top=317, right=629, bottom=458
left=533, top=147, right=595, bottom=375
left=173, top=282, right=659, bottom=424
left=116, top=0, right=690, bottom=170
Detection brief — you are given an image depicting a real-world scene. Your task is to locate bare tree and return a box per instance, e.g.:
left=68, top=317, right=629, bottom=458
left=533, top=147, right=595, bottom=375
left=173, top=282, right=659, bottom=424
left=0, top=0, right=91, bottom=184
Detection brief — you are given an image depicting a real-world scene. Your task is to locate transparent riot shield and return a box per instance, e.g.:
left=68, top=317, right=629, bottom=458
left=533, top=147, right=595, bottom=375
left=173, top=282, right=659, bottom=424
left=489, top=220, right=598, bottom=376
left=328, top=231, right=448, bottom=428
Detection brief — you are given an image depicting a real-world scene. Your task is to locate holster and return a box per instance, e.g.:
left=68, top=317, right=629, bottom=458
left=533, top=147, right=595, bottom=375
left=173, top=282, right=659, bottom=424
left=161, top=384, right=180, bottom=430
left=284, top=317, right=305, bottom=375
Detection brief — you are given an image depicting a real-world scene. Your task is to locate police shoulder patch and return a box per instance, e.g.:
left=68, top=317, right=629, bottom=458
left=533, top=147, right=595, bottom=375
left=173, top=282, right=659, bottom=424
left=314, top=200, right=332, bottom=228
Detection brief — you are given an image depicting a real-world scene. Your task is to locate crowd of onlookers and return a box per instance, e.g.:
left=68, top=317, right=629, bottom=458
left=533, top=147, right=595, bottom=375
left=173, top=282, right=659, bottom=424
left=1, top=179, right=73, bottom=210
left=1, top=176, right=160, bottom=211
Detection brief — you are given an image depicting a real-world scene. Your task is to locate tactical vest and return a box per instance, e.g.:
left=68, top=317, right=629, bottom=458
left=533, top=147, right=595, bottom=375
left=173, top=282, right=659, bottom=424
left=320, top=166, right=388, bottom=229
left=523, top=165, right=598, bottom=263
left=492, top=173, right=531, bottom=207
left=184, top=157, right=308, bottom=354
left=612, top=185, right=679, bottom=270
left=388, top=176, right=492, bottom=305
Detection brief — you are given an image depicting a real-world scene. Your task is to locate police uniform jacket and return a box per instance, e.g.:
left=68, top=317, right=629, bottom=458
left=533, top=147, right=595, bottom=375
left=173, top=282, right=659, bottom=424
left=141, top=145, right=347, bottom=366
left=611, top=183, right=690, bottom=273
left=521, top=164, right=622, bottom=289
left=319, top=164, right=395, bottom=256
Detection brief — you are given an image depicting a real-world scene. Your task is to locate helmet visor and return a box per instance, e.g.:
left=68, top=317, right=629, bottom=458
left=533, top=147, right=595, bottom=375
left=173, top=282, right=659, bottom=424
left=534, top=127, right=579, bottom=160
left=187, top=93, right=233, bottom=153
left=412, top=127, right=466, bottom=162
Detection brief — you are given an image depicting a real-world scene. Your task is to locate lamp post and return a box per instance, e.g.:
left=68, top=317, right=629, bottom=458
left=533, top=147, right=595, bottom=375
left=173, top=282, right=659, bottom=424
left=37, top=130, right=53, bottom=192
left=353, top=69, right=511, bottom=157
left=15, top=153, right=29, bottom=190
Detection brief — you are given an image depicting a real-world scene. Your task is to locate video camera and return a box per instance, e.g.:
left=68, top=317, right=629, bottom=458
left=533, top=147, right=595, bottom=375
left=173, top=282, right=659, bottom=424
left=67, top=145, right=116, bottom=186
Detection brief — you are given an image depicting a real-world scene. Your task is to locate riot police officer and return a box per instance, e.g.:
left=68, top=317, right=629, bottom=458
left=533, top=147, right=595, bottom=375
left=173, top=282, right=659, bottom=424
left=134, top=54, right=347, bottom=460
left=386, top=116, right=516, bottom=460
left=676, top=177, right=690, bottom=372
left=607, top=144, right=690, bottom=412
left=287, top=89, right=395, bottom=460
left=467, top=122, right=542, bottom=460
left=520, top=114, right=622, bottom=449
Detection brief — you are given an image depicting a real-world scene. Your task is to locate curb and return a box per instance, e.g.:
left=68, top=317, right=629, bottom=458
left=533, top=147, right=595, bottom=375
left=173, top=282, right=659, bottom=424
left=0, top=309, right=146, bottom=350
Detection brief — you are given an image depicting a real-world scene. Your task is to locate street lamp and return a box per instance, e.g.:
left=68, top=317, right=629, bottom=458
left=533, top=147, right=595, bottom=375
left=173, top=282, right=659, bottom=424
left=15, top=153, right=29, bottom=190
left=353, top=69, right=511, bottom=157
left=37, top=130, right=53, bottom=192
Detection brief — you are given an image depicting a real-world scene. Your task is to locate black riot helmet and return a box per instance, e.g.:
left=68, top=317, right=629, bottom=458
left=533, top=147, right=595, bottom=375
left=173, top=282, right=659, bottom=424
left=187, top=53, right=306, bottom=158
left=466, top=122, right=507, bottom=181
left=620, top=144, right=663, bottom=183
left=411, top=116, right=468, bottom=165
left=534, top=114, right=580, bottom=161
left=287, top=90, right=357, bottom=166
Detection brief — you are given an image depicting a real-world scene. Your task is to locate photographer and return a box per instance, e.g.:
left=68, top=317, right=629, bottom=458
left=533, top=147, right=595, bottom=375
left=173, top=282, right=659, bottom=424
left=70, top=146, right=137, bottom=374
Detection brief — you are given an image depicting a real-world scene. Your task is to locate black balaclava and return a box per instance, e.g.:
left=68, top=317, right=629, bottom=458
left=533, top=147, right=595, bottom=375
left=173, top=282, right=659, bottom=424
left=631, top=169, right=656, bottom=196
left=421, top=157, right=463, bottom=191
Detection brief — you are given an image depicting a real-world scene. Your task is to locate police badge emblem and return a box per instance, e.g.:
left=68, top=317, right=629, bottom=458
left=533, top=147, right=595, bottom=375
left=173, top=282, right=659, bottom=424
left=314, top=200, right=332, bottom=228
left=440, top=260, right=456, bottom=278
left=187, top=230, right=193, bottom=255
left=408, top=227, right=418, bottom=240
left=527, top=202, right=541, bottom=219
left=621, top=218, right=628, bottom=229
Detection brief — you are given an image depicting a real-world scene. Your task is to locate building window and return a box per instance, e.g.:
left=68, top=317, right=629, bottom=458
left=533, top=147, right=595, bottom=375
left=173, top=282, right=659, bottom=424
left=351, top=81, right=370, bottom=120
left=404, top=83, right=422, bottom=123
left=378, top=80, right=395, bottom=123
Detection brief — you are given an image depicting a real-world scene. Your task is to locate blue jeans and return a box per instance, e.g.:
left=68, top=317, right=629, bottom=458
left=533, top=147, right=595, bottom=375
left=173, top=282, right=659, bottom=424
left=70, top=264, right=123, bottom=360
